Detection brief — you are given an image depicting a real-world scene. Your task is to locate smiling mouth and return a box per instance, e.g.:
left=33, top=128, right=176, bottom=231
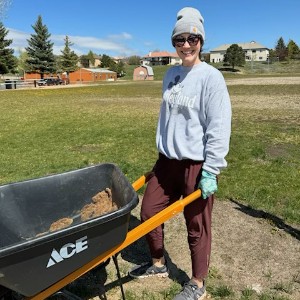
left=181, top=50, right=195, bottom=56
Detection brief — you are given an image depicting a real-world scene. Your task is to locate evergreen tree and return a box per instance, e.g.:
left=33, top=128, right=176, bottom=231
left=268, top=49, right=277, bottom=62
left=25, top=15, right=56, bottom=78
left=79, top=55, right=90, bottom=68
left=275, top=37, right=288, bottom=61
left=0, top=22, right=17, bottom=74
left=223, top=44, right=245, bottom=70
left=59, top=36, right=78, bottom=79
left=287, top=39, right=299, bottom=60
left=101, top=54, right=113, bottom=68
left=86, top=50, right=95, bottom=66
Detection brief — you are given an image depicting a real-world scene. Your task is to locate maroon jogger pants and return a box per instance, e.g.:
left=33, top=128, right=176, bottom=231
left=141, top=154, right=214, bottom=279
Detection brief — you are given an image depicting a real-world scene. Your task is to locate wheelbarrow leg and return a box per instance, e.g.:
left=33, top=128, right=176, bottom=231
left=112, top=254, right=126, bottom=300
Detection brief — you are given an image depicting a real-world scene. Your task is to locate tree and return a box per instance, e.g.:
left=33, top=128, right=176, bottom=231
left=17, top=49, right=29, bottom=77
left=86, top=50, right=95, bottom=66
left=115, top=60, right=125, bottom=77
left=101, top=54, right=113, bottom=68
left=275, top=37, right=288, bottom=61
left=223, top=44, right=245, bottom=70
left=0, top=22, right=17, bottom=75
left=108, top=60, right=125, bottom=77
left=0, top=0, right=12, bottom=20
left=128, top=55, right=141, bottom=65
left=287, top=39, right=299, bottom=60
left=59, top=36, right=78, bottom=79
left=268, top=49, right=278, bottom=63
left=79, top=55, right=89, bottom=68
left=25, top=15, right=56, bottom=78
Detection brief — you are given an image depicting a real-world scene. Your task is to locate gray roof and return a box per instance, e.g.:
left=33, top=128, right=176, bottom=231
left=143, top=65, right=154, bottom=76
left=211, top=41, right=268, bottom=52
left=82, top=68, right=116, bottom=74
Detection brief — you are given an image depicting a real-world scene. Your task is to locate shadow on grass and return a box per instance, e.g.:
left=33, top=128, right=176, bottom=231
left=56, top=259, right=110, bottom=300
left=229, top=198, right=300, bottom=240
left=218, top=67, right=240, bottom=72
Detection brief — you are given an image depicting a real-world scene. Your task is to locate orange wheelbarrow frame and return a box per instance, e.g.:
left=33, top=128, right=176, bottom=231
left=26, top=174, right=201, bottom=300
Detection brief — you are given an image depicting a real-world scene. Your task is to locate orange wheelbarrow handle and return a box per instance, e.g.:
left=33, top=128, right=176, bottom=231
left=26, top=173, right=201, bottom=300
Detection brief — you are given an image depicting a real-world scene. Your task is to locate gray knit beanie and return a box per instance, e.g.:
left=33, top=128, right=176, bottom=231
left=172, top=7, right=205, bottom=41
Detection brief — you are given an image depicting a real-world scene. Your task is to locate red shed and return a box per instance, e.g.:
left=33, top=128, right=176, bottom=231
left=133, top=65, right=154, bottom=81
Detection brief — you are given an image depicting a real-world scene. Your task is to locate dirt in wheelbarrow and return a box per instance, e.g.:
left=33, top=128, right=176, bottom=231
left=44, top=188, right=117, bottom=234
left=63, top=196, right=300, bottom=300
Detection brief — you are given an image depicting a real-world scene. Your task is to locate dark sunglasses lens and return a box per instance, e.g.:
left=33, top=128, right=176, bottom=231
left=173, top=35, right=200, bottom=47
left=173, top=38, right=185, bottom=47
left=187, top=36, right=199, bottom=45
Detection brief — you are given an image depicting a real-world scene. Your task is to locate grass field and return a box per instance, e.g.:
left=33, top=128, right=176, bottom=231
left=122, top=60, right=300, bottom=81
left=0, top=73, right=299, bottom=300
left=0, top=79, right=299, bottom=225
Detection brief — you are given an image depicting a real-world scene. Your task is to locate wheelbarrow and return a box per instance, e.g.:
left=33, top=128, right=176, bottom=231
left=0, top=163, right=201, bottom=299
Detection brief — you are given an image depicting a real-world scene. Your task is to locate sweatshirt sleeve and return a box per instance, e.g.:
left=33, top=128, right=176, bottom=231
left=202, top=71, right=231, bottom=175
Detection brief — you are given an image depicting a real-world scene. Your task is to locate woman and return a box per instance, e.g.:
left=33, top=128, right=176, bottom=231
left=129, top=7, right=232, bottom=300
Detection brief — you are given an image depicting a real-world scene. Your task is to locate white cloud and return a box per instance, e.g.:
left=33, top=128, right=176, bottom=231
left=7, top=28, right=30, bottom=52
left=7, top=28, right=136, bottom=56
left=108, top=32, right=132, bottom=40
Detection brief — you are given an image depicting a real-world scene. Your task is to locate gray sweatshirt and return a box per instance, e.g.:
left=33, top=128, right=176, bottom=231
left=156, top=62, right=231, bottom=175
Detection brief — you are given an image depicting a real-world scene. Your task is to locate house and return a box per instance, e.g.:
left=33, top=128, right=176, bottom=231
left=112, top=56, right=125, bottom=64
left=62, top=68, right=117, bottom=83
left=92, top=55, right=101, bottom=67
left=133, top=65, right=154, bottom=81
left=141, top=51, right=181, bottom=66
left=210, top=41, right=269, bottom=63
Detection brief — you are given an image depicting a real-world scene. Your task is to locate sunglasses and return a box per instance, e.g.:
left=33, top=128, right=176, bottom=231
left=172, top=35, right=201, bottom=47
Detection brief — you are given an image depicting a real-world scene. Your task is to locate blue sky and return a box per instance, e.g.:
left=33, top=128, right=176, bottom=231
left=1, top=0, right=299, bottom=57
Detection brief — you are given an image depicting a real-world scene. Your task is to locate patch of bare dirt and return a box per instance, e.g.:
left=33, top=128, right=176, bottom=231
left=65, top=197, right=299, bottom=300
left=53, top=76, right=300, bottom=299
left=226, top=76, right=300, bottom=85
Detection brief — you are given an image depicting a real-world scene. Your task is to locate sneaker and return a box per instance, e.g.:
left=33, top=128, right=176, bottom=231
left=173, top=280, right=207, bottom=300
left=128, top=262, right=169, bottom=279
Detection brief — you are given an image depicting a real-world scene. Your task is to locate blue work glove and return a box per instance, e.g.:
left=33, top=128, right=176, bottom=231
left=198, top=170, right=218, bottom=199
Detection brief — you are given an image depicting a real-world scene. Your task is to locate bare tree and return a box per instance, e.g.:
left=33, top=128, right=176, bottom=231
left=0, top=0, right=12, bottom=20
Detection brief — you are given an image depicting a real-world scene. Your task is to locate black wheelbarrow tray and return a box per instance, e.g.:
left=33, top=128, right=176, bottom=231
left=0, top=163, right=201, bottom=299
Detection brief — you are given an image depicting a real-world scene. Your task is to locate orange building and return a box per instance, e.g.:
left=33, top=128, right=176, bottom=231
left=24, top=68, right=117, bottom=84
left=64, top=68, right=117, bottom=83
left=24, top=73, right=56, bottom=80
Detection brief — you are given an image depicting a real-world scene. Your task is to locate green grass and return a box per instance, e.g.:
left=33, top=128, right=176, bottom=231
left=211, top=59, right=300, bottom=76
left=219, top=84, right=300, bottom=223
left=122, top=59, right=300, bottom=81
left=0, top=78, right=299, bottom=227
left=0, top=82, right=161, bottom=184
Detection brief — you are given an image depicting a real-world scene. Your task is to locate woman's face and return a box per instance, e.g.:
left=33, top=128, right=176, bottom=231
left=172, top=33, right=202, bottom=67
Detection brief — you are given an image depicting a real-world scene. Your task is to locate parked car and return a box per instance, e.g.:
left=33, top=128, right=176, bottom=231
left=45, top=78, right=63, bottom=85
left=37, top=78, right=63, bottom=86
left=37, top=79, right=47, bottom=86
